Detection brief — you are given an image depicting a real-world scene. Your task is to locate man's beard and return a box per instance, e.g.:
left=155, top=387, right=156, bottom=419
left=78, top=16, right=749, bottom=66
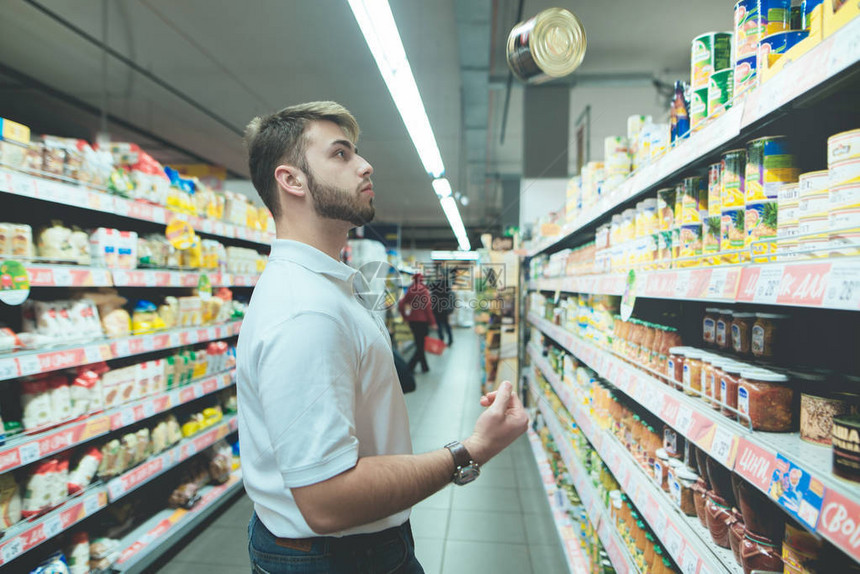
left=305, top=168, right=375, bottom=227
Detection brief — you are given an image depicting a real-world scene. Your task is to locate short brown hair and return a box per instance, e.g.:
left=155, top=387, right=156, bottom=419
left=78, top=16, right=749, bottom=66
left=244, top=101, right=360, bottom=217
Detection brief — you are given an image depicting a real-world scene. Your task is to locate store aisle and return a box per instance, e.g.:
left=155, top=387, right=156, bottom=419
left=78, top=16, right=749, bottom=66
left=154, top=327, right=568, bottom=574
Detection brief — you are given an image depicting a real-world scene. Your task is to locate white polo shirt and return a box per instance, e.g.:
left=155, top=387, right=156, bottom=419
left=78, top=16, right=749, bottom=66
left=237, top=239, right=412, bottom=538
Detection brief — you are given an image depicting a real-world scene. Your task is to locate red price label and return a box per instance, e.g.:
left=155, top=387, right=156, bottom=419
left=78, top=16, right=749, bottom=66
left=776, top=262, right=831, bottom=307
left=734, top=438, right=777, bottom=492
left=736, top=266, right=762, bottom=302
left=819, top=488, right=860, bottom=563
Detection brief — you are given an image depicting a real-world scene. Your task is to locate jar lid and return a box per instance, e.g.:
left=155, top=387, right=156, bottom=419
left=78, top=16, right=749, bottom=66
left=718, top=308, right=734, bottom=314
left=669, top=346, right=690, bottom=355
left=685, top=349, right=706, bottom=359
left=740, top=369, right=789, bottom=382
left=656, top=447, right=669, bottom=461
left=731, top=312, right=756, bottom=318
left=705, top=307, right=720, bottom=313
left=609, top=490, right=622, bottom=500
left=755, top=312, right=791, bottom=319
left=711, top=357, right=740, bottom=368
left=678, top=468, right=699, bottom=481
left=668, top=458, right=685, bottom=469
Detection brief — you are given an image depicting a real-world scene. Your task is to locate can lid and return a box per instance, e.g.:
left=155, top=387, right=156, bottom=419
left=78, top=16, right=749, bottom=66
left=526, top=7, right=587, bottom=78
left=740, top=369, right=789, bottom=382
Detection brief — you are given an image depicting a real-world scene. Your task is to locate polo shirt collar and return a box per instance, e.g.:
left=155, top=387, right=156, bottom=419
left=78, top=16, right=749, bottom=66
left=268, top=239, right=357, bottom=282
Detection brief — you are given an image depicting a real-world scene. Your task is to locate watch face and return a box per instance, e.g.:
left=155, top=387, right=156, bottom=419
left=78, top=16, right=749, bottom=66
left=456, top=466, right=480, bottom=485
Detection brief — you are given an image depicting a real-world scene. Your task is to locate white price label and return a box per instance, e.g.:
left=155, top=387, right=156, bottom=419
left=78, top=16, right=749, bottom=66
left=84, top=346, right=103, bottom=364
left=710, top=426, right=735, bottom=466
left=169, top=333, right=181, bottom=347
left=1, top=536, right=24, bottom=564
left=17, top=354, right=41, bottom=377
left=707, top=268, right=728, bottom=299
left=663, top=525, right=684, bottom=559
left=822, top=262, right=860, bottom=310
left=144, top=272, right=157, bottom=287
left=681, top=545, right=700, bottom=574
left=113, top=270, right=129, bottom=286
left=675, top=406, right=694, bottom=435
left=674, top=271, right=691, bottom=298
left=83, top=494, right=101, bottom=515
left=143, top=401, right=156, bottom=418
left=141, top=336, right=155, bottom=353
left=114, top=339, right=131, bottom=357
left=0, top=359, right=17, bottom=380
left=152, top=207, right=166, bottom=225
left=19, top=442, right=40, bottom=465
left=827, top=18, right=860, bottom=75
left=43, top=515, right=62, bottom=539
left=653, top=507, right=668, bottom=537
left=120, top=408, right=135, bottom=428
left=8, top=172, right=34, bottom=196
left=51, top=267, right=73, bottom=286
left=113, top=199, right=131, bottom=217
left=754, top=266, right=784, bottom=304
left=107, top=478, right=125, bottom=500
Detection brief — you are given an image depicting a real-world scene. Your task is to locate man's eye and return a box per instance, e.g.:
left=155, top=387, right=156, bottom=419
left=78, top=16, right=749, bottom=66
left=336, top=150, right=347, bottom=158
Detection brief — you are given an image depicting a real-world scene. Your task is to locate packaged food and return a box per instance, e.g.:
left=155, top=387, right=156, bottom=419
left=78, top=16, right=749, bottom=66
left=135, top=428, right=150, bottom=465
left=738, top=369, right=794, bottom=431
left=734, top=473, right=785, bottom=540
left=89, top=537, right=121, bottom=569
left=832, top=414, right=860, bottom=483
left=729, top=510, right=745, bottom=566
left=683, top=349, right=705, bottom=396
left=751, top=312, right=790, bottom=359
left=693, top=479, right=709, bottom=528
left=0, top=472, right=22, bottom=530
left=51, top=456, right=69, bottom=507
left=730, top=312, right=755, bottom=356
left=705, top=455, right=736, bottom=505
left=705, top=491, right=733, bottom=548
left=69, top=369, right=100, bottom=418
left=800, top=390, right=858, bottom=445
left=68, top=446, right=102, bottom=494
left=120, top=433, right=138, bottom=471
left=30, top=551, right=70, bottom=574
left=782, top=520, right=823, bottom=574
left=740, top=531, right=783, bottom=574
left=720, top=362, right=746, bottom=420
left=47, top=374, right=72, bottom=423
left=22, top=377, right=54, bottom=430
left=98, top=439, right=122, bottom=479
left=655, top=448, right=670, bottom=491
left=672, top=467, right=699, bottom=516
left=715, top=309, right=732, bottom=349
left=22, top=459, right=57, bottom=518
left=65, top=531, right=90, bottom=574
left=703, top=308, right=719, bottom=346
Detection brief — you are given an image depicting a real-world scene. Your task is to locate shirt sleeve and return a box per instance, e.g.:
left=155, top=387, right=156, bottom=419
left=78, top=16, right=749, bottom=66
left=256, top=311, right=360, bottom=488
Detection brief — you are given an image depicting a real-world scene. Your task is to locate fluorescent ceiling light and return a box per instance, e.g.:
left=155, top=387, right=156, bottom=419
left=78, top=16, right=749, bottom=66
left=431, top=251, right=480, bottom=261
left=347, top=0, right=445, bottom=178
left=432, top=177, right=452, bottom=198
left=440, top=196, right=471, bottom=251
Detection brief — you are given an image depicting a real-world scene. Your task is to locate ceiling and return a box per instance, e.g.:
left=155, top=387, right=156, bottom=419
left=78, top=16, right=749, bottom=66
left=0, top=0, right=730, bottom=248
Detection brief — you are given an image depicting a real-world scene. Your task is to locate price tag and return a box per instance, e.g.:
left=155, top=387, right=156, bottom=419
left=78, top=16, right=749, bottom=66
left=141, top=337, right=155, bottom=353
left=83, top=494, right=101, bottom=515
left=143, top=401, right=156, bottom=418
left=681, top=545, right=700, bottom=574
left=674, top=271, right=691, bottom=298
left=709, top=426, right=736, bottom=467
left=120, top=408, right=135, bottom=428
left=114, top=339, right=131, bottom=357
left=706, top=268, right=728, bottom=299
left=663, top=525, right=684, bottom=559
left=169, top=333, right=181, bottom=347
left=1, top=536, right=24, bottom=564
left=827, top=18, right=860, bottom=76
left=17, top=354, right=41, bottom=377
left=822, top=261, right=860, bottom=310
left=653, top=507, right=668, bottom=537
left=83, top=345, right=103, bottom=364
left=753, top=265, right=784, bottom=304
left=43, top=515, right=62, bottom=539
left=675, top=406, right=694, bottom=435
left=113, top=270, right=129, bottom=286
left=0, top=359, right=17, bottom=380
left=19, top=441, right=40, bottom=465
left=51, top=266, right=73, bottom=286
left=107, top=478, right=125, bottom=500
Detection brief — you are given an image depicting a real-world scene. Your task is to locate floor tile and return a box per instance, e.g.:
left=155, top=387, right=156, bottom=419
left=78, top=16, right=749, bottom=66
left=446, top=509, right=527, bottom=544
left=523, top=510, right=563, bottom=546
left=530, top=543, right=572, bottom=574
left=414, top=537, right=445, bottom=574
left=441, top=540, right=532, bottom=574
left=451, top=485, right=520, bottom=513
left=156, top=562, right=246, bottom=574
left=409, top=507, right=450, bottom=540
left=478, top=467, right=518, bottom=488
left=518, top=486, right=553, bottom=515
left=167, top=523, right=252, bottom=567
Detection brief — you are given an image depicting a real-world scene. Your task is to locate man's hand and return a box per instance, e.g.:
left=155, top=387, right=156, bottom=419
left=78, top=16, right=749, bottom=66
left=463, top=380, right=529, bottom=465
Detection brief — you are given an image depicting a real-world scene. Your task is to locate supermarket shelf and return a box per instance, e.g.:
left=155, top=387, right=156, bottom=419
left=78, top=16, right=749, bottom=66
left=105, top=415, right=238, bottom=502
left=1, top=168, right=274, bottom=247
left=528, top=387, right=640, bottom=574
left=24, top=264, right=260, bottom=289
left=0, top=320, right=242, bottom=383
left=527, top=313, right=860, bottom=565
left=110, top=469, right=244, bottom=574
left=529, top=256, right=860, bottom=311
left=0, top=486, right=108, bottom=567
left=0, top=370, right=235, bottom=476
left=525, top=428, right=591, bottom=574
left=525, top=16, right=860, bottom=259
left=529, top=364, right=739, bottom=574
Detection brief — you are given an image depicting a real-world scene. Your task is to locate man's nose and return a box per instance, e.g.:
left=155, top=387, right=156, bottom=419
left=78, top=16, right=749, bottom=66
left=358, top=156, right=373, bottom=177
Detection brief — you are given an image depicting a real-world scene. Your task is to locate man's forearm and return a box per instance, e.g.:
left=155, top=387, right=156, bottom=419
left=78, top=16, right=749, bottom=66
left=292, top=448, right=455, bottom=535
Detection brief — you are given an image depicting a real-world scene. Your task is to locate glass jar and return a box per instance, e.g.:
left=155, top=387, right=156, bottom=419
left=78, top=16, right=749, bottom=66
left=738, top=369, right=794, bottom=432
left=729, top=510, right=745, bottom=566
left=716, top=309, right=733, bottom=349
left=659, top=327, right=679, bottom=374
left=741, top=531, right=784, bottom=574
left=628, top=319, right=644, bottom=360
left=667, top=346, right=688, bottom=389
left=703, top=307, right=719, bottom=346
left=709, top=358, right=735, bottom=410
left=650, top=326, right=665, bottom=371
left=705, top=491, right=733, bottom=548
left=720, top=362, right=746, bottom=421
left=683, top=349, right=705, bottom=396
left=701, top=354, right=718, bottom=407
left=730, top=312, right=755, bottom=356
left=675, top=467, right=699, bottom=516
left=640, top=322, right=656, bottom=365
left=663, top=426, right=682, bottom=458
left=695, top=447, right=712, bottom=490
left=751, top=312, right=791, bottom=360
left=655, top=448, right=670, bottom=491
left=693, top=479, right=709, bottom=528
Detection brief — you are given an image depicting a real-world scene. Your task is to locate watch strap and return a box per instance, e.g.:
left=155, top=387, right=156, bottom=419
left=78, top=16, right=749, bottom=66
left=444, top=441, right=474, bottom=470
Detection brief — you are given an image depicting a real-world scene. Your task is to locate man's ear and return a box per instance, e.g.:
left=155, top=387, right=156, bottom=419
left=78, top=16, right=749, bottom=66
left=274, top=165, right=306, bottom=198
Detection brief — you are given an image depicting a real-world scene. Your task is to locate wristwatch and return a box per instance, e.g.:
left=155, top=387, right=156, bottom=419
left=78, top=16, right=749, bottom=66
left=444, top=441, right=480, bottom=485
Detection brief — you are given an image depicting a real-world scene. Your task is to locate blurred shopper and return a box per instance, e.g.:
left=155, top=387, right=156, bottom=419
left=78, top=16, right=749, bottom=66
left=398, top=272, right=436, bottom=373
left=429, top=271, right=455, bottom=346
left=239, top=101, right=528, bottom=574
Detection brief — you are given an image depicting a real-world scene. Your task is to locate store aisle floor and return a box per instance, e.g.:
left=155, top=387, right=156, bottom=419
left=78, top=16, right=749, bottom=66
left=154, top=327, right=568, bottom=574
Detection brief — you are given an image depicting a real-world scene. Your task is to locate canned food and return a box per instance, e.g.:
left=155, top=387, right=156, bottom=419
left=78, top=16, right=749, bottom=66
left=828, top=129, right=860, bottom=166
left=690, top=88, right=709, bottom=130
left=831, top=182, right=860, bottom=210
left=798, top=211, right=830, bottom=257
left=682, top=176, right=708, bottom=224
left=745, top=136, right=798, bottom=201
left=779, top=182, right=800, bottom=203
left=829, top=157, right=860, bottom=190
left=757, top=30, right=810, bottom=69
left=704, top=216, right=722, bottom=255
left=803, top=0, right=825, bottom=33
left=680, top=223, right=703, bottom=264
left=691, top=32, right=733, bottom=90
left=506, top=7, right=587, bottom=84
left=674, top=182, right=685, bottom=224
left=746, top=200, right=779, bottom=261
left=799, top=170, right=829, bottom=197
left=722, top=207, right=746, bottom=258
left=829, top=228, right=860, bottom=257
left=779, top=201, right=799, bottom=230
left=708, top=69, right=734, bottom=117
left=763, top=0, right=792, bottom=34
left=831, top=206, right=860, bottom=229
left=777, top=238, right=799, bottom=261
left=778, top=219, right=799, bottom=239
left=657, top=188, right=676, bottom=230
left=734, top=55, right=758, bottom=98
left=708, top=163, right=723, bottom=217
left=735, top=0, right=761, bottom=60
left=799, top=190, right=829, bottom=217
left=721, top=149, right=746, bottom=207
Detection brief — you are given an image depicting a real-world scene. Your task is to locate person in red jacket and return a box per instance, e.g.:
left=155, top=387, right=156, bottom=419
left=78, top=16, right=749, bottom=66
left=398, top=273, right=436, bottom=373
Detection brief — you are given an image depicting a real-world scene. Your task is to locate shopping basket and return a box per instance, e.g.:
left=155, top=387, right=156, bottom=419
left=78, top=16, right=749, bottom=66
left=424, top=336, right=447, bottom=355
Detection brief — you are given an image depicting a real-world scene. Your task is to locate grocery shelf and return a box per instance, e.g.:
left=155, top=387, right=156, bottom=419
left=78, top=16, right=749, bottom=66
left=1, top=168, right=274, bottom=247
left=529, top=255, right=860, bottom=311
left=527, top=314, right=860, bottom=565
left=110, top=469, right=244, bottom=574
left=525, top=16, right=860, bottom=259
left=0, top=486, right=108, bottom=567
left=528, top=386, right=640, bottom=574
left=24, top=264, right=260, bottom=289
left=529, top=365, right=740, bottom=574
left=525, top=428, right=592, bottom=574
left=26, top=264, right=114, bottom=287
left=0, top=320, right=242, bottom=382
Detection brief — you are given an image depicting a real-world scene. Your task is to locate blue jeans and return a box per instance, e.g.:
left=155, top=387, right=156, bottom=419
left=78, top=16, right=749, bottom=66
left=248, top=513, right=424, bottom=574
